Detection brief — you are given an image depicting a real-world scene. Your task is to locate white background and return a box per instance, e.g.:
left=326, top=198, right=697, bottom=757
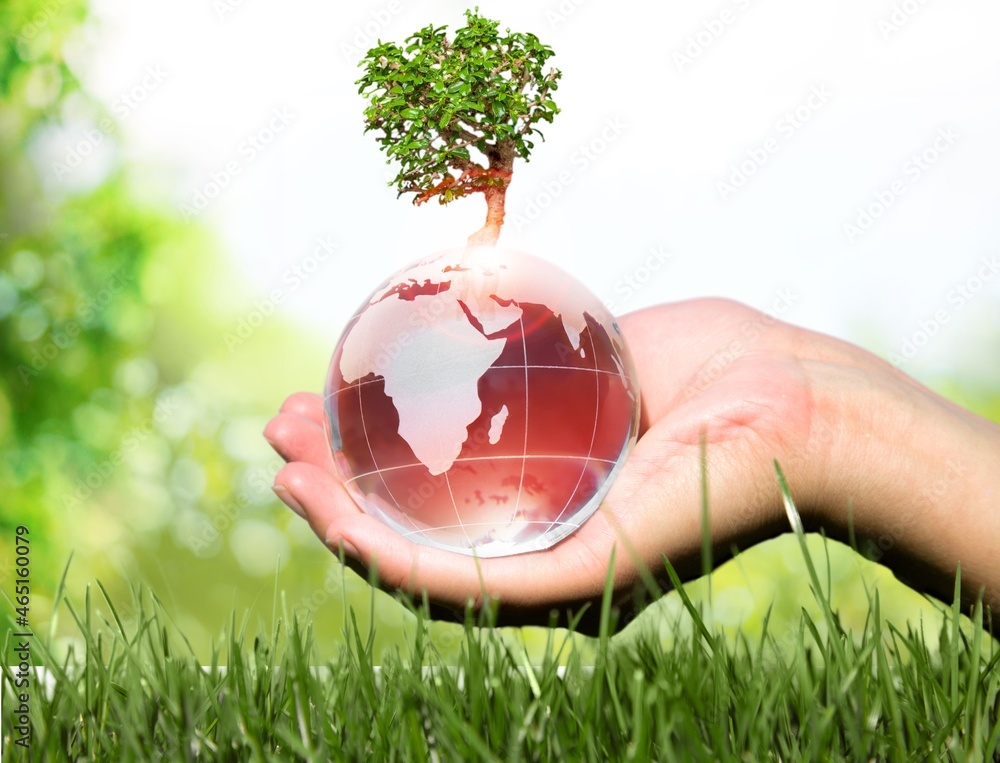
left=69, top=0, right=1000, bottom=384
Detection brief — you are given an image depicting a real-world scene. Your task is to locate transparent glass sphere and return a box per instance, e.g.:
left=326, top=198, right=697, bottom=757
left=324, top=247, right=640, bottom=557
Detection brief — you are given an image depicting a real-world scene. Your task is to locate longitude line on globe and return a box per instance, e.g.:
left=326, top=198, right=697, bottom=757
left=543, top=326, right=602, bottom=535
left=510, top=314, right=531, bottom=525
left=443, top=469, right=474, bottom=546
left=356, top=309, right=423, bottom=534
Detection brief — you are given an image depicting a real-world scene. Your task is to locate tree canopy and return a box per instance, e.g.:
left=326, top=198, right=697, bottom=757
left=356, top=8, right=562, bottom=246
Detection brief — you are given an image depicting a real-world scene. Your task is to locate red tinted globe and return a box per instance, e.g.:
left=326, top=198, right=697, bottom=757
left=324, top=248, right=639, bottom=557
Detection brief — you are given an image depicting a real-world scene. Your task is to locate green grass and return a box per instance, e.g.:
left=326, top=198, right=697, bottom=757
left=3, top=476, right=999, bottom=761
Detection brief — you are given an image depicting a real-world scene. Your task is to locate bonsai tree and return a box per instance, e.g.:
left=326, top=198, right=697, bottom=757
left=356, top=8, right=562, bottom=247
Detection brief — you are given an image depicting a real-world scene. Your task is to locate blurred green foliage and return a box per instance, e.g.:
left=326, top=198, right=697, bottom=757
left=1, top=0, right=153, bottom=603
left=0, top=0, right=418, bottom=660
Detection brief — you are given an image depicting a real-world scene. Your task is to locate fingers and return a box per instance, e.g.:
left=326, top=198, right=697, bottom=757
left=343, top=526, right=564, bottom=610
left=264, top=394, right=633, bottom=612
left=279, top=391, right=325, bottom=425
left=264, top=392, right=336, bottom=472
left=270, top=455, right=622, bottom=609
left=264, top=413, right=337, bottom=472
left=272, top=461, right=361, bottom=543
left=269, top=460, right=482, bottom=604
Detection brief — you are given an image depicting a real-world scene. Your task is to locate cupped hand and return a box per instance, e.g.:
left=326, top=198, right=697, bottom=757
left=264, top=298, right=844, bottom=629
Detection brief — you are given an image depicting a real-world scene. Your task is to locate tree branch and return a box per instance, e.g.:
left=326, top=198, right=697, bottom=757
left=442, top=123, right=482, bottom=146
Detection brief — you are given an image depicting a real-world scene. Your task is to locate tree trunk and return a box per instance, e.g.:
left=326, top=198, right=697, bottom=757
left=466, top=186, right=507, bottom=248
left=466, top=147, right=515, bottom=249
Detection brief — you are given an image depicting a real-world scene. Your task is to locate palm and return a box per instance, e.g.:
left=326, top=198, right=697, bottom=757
left=265, top=299, right=818, bottom=627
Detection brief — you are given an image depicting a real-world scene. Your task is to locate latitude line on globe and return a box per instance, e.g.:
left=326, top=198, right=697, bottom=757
left=325, top=365, right=623, bottom=398
left=344, top=454, right=618, bottom=484
left=487, top=364, right=619, bottom=374
left=398, top=520, right=579, bottom=540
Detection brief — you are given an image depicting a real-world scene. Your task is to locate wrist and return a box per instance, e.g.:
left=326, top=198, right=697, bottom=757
left=810, top=350, right=1000, bottom=606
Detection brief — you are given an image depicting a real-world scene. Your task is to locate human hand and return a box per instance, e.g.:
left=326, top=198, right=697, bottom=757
left=265, top=298, right=1000, bottom=629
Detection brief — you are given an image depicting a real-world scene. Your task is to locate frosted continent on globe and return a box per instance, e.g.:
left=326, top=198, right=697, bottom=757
left=324, top=248, right=640, bottom=557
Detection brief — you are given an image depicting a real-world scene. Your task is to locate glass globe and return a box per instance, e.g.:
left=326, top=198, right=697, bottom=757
left=323, top=247, right=640, bottom=557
